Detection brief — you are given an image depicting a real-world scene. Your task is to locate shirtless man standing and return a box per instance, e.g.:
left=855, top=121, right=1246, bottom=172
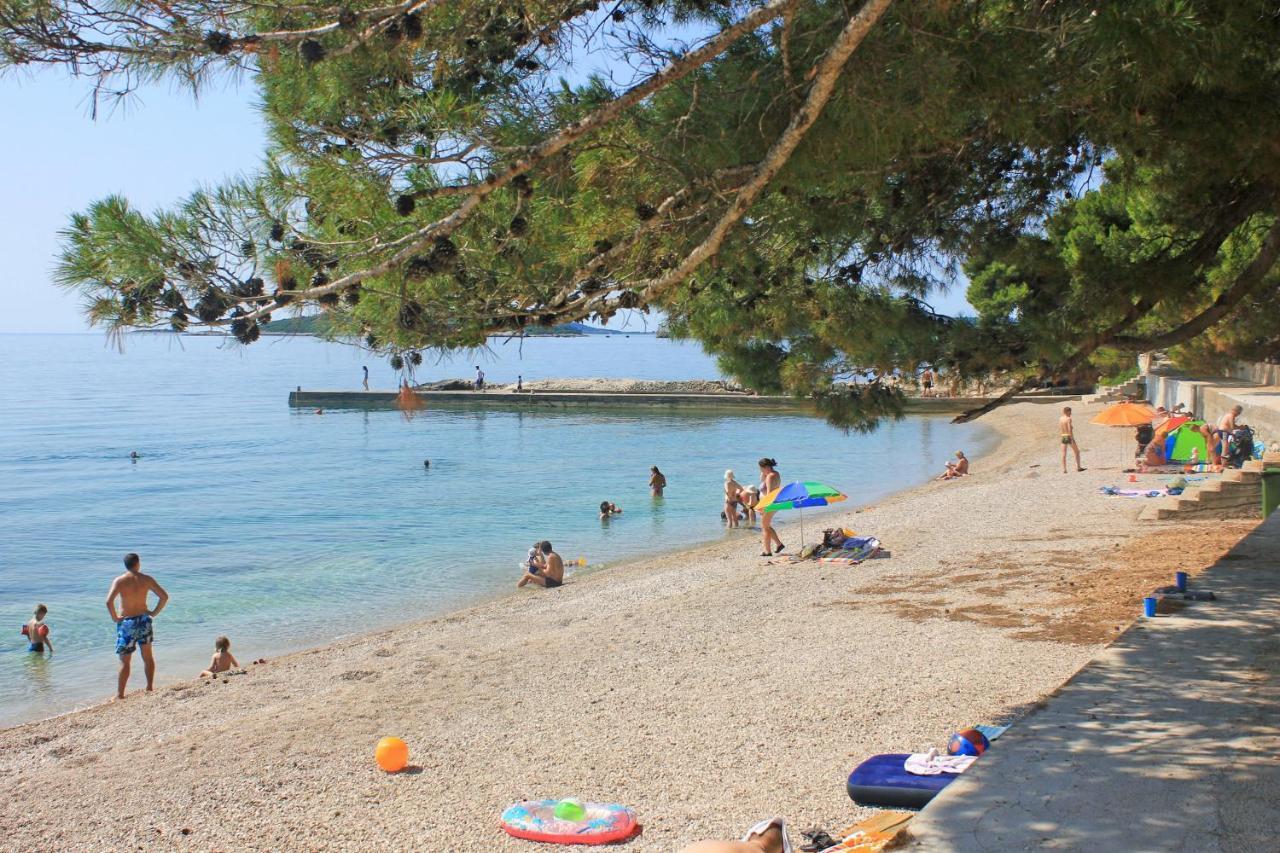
left=517, top=540, right=564, bottom=589
left=1214, top=405, right=1243, bottom=464
left=106, top=553, right=169, bottom=699
left=1059, top=407, right=1085, bottom=473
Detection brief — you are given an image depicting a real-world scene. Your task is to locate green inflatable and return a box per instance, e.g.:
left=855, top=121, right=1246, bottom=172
left=1165, top=421, right=1209, bottom=462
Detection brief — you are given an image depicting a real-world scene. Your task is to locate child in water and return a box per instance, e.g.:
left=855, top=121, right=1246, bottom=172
left=599, top=501, right=623, bottom=520
left=200, top=636, right=240, bottom=677
left=22, top=604, right=53, bottom=654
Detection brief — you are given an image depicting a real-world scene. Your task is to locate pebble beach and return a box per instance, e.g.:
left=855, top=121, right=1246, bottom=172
left=0, top=400, right=1257, bottom=851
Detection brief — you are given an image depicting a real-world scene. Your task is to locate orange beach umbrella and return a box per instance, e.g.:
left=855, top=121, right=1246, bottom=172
left=1091, top=401, right=1155, bottom=427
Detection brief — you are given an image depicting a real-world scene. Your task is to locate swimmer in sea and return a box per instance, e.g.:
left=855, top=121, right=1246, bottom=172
left=23, top=604, right=53, bottom=655
left=649, top=466, right=667, bottom=497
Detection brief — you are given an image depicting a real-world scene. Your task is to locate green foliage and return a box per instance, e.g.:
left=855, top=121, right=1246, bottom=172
left=7, top=0, right=1280, bottom=427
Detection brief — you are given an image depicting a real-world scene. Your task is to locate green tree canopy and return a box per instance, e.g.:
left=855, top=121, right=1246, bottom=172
left=4, top=0, right=1279, bottom=426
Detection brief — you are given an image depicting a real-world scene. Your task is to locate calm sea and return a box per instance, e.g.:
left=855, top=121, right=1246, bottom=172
left=0, top=332, right=995, bottom=725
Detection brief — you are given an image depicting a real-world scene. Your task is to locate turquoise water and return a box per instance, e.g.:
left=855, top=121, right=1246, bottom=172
left=0, top=333, right=995, bottom=725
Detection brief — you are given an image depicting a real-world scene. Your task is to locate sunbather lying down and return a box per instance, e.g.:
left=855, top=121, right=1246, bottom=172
left=681, top=817, right=790, bottom=853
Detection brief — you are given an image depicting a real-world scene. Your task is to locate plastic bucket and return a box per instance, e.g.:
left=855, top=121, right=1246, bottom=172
left=1143, top=597, right=1158, bottom=618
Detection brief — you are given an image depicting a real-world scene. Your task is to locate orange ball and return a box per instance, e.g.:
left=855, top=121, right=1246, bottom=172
left=375, top=736, right=409, bottom=772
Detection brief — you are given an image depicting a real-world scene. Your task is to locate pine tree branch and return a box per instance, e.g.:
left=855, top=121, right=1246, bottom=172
left=630, top=0, right=894, bottom=301
left=952, top=191, right=1278, bottom=423
left=228, top=0, right=794, bottom=322
left=1109, top=215, right=1280, bottom=351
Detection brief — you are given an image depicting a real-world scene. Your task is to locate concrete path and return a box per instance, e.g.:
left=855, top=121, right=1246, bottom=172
left=906, top=511, right=1280, bottom=852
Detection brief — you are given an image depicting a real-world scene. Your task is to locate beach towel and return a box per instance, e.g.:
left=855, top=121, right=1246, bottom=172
left=1099, top=486, right=1181, bottom=498
left=974, top=724, right=1009, bottom=742
left=833, top=536, right=881, bottom=563
left=820, top=812, right=914, bottom=852
left=1125, top=463, right=1220, bottom=475
left=904, top=749, right=976, bottom=776
left=788, top=536, right=882, bottom=565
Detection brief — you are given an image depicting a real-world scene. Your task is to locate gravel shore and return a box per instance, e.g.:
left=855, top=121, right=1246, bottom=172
left=0, top=401, right=1256, bottom=851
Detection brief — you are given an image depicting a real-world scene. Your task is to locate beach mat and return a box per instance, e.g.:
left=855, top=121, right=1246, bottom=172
left=820, top=811, right=915, bottom=852
left=847, top=754, right=958, bottom=809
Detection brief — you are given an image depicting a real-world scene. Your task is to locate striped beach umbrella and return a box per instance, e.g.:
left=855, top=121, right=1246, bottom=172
left=758, top=481, right=847, bottom=545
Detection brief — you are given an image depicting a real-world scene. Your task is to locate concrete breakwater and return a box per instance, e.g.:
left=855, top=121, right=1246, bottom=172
left=289, top=387, right=1079, bottom=414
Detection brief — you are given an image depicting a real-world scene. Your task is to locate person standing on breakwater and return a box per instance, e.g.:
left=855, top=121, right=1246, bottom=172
left=474, top=366, right=485, bottom=391
left=1059, top=407, right=1084, bottom=474
left=362, top=365, right=369, bottom=390
left=106, top=553, right=169, bottom=699
left=516, top=374, right=523, bottom=392
left=758, top=458, right=783, bottom=556
left=649, top=466, right=667, bottom=497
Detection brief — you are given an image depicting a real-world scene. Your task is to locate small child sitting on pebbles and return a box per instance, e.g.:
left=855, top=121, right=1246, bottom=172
left=200, top=636, right=244, bottom=678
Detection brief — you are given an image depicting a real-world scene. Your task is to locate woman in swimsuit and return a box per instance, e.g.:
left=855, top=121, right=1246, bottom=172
left=649, top=466, right=667, bottom=497
left=758, top=458, right=783, bottom=556
left=723, top=470, right=743, bottom=528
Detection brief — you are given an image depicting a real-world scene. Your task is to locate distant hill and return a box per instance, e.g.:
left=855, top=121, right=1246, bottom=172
left=260, top=315, right=647, bottom=337
left=261, top=315, right=335, bottom=335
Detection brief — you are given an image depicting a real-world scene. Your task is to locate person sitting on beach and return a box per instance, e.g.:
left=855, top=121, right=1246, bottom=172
left=1142, top=439, right=1167, bottom=468
left=938, top=450, right=969, bottom=480
left=599, top=501, right=623, bottom=520
left=22, top=604, right=53, bottom=655
left=723, top=470, right=743, bottom=528
left=200, top=636, right=240, bottom=677
left=517, top=541, right=564, bottom=589
left=680, top=817, right=790, bottom=853
left=649, top=466, right=667, bottom=497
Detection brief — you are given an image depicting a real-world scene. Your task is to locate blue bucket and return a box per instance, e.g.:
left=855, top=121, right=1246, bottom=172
left=1143, top=597, right=1158, bottom=618
left=1175, top=571, right=1188, bottom=592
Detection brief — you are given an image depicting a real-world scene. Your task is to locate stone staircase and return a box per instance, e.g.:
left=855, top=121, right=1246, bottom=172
left=1082, top=378, right=1145, bottom=405
left=1139, top=459, right=1265, bottom=521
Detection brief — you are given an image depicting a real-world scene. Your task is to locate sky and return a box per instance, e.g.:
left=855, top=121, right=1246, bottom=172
left=0, top=57, right=972, bottom=334
left=0, top=71, right=266, bottom=333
